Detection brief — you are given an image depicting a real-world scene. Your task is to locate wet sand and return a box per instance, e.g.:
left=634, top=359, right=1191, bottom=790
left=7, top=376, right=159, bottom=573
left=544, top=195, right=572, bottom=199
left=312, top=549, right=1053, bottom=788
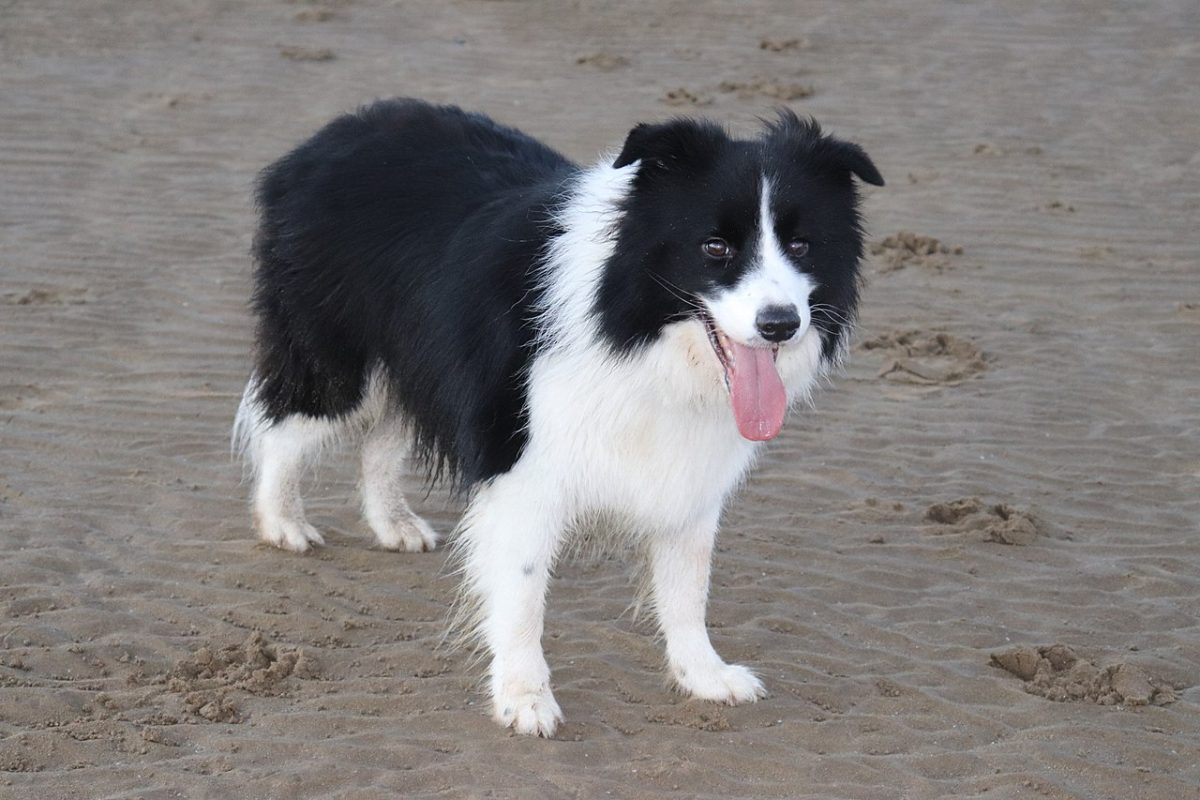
left=2, top=1, right=1198, bottom=797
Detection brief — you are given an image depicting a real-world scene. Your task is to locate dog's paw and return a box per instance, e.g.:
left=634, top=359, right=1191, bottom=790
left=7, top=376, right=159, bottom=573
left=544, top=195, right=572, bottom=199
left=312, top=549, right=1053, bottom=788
left=673, top=661, right=766, bottom=705
left=257, top=515, right=324, bottom=553
left=374, top=515, right=439, bottom=553
left=493, top=686, right=563, bottom=737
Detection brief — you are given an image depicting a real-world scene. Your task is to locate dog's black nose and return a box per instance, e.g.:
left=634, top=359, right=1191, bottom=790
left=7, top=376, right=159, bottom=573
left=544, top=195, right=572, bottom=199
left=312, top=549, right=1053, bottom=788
left=756, top=305, right=801, bottom=343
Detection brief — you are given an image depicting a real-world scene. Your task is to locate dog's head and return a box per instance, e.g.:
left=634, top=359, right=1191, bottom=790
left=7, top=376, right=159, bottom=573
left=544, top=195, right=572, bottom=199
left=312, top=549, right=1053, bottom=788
left=598, top=110, right=883, bottom=440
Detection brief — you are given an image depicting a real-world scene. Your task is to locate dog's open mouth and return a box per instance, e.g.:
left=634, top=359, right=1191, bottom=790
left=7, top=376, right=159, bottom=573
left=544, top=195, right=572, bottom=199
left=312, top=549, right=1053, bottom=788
left=699, top=310, right=787, bottom=442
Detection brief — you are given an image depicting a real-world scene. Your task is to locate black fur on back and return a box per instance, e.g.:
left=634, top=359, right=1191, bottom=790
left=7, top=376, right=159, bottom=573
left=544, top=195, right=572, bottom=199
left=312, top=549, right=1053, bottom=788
left=250, top=98, right=576, bottom=487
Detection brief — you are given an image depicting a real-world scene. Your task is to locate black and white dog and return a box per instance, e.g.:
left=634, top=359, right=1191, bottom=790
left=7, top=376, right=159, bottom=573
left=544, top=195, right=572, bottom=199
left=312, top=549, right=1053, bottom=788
left=235, top=99, right=882, bottom=736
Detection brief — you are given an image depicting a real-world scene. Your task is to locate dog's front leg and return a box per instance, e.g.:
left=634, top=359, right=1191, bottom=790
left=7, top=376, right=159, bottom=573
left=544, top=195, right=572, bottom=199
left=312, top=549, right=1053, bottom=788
left=649, top=509, right=766, bottom=705
left=460, top=478, right=564, bottom=737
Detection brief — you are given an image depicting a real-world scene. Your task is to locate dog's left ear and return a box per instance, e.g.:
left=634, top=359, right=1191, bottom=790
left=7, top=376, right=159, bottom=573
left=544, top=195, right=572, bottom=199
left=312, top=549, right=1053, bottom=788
left=827, top=139, right=885, bottom=187
left=614, top=118, right=724, bottom=171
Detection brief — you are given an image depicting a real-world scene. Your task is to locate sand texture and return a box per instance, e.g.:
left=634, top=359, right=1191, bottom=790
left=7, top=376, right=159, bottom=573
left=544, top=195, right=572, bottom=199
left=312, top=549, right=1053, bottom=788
left=2, top=1, right=1198, bottom=798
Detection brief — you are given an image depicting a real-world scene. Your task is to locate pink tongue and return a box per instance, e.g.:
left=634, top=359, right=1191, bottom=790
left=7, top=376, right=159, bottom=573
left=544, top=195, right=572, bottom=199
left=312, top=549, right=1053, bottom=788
left=727, top=342, right=787, bottom=441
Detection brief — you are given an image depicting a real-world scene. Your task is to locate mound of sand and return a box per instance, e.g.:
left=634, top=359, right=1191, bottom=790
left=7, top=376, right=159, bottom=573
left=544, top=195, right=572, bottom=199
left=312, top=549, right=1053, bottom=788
left=870, top=231, right=963, bottom=272
left=925, top=498, right=1040, bottom=545
left=165, top=632, right=320, bottom=722
left=860, top=330, right=987, bottom=385
left=991, top=644, right=1177, bottom=706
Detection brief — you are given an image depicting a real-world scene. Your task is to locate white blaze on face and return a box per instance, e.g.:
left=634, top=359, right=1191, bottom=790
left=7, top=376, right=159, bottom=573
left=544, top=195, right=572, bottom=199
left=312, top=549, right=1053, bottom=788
left=705, top=177, right=814, bottom=344
left=703, top=177, right=815, bottom=441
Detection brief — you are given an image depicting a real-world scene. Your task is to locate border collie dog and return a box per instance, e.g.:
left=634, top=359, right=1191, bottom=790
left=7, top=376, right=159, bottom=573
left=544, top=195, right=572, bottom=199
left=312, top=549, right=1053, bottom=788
left=236, top=98, right=882, bottom=736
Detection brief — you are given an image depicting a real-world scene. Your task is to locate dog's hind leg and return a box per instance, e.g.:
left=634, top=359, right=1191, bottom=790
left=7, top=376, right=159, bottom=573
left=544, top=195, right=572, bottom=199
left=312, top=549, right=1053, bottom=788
left=458, top=473, right=566, bottom=737
left=359, top=415, right=438, bottom=552
left=236, top=380, right=339, bottom=553
left=648, top=505, right=766, bottom=705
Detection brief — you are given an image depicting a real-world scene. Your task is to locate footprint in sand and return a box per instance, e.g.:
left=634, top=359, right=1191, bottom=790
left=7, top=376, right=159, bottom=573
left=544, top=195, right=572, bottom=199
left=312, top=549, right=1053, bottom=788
left=870, top=231, right=963, bottom=273
left=990, top=644, right=1176, bottom=706
left=279, top=46, right=336, bottom=62
left=759, top=37, right=809, bottom=52
left=660, top=87, right=713, bottom=107
left=575, top=52, right=629, bottom=71
left=924, top=497, right=1038, bottom=545
left=294, top=9, right=339, bottom=23
left=718, top=78, right=814, bottom=101
left=858, top=330, right=987, bottom=386
left=1043, top=199, right=1076, bottom=213
left=2, top=287, right=89, bottom=305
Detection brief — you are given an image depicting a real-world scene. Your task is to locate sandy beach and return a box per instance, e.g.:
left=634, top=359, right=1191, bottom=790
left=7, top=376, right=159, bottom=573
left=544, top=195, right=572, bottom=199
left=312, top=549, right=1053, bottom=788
left=1, top=1, right=1198, bottom=797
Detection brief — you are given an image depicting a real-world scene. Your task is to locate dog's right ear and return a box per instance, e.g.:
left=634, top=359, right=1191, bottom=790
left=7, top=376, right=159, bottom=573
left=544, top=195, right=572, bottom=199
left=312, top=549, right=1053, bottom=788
left=614, top=119, right=724, bottom=170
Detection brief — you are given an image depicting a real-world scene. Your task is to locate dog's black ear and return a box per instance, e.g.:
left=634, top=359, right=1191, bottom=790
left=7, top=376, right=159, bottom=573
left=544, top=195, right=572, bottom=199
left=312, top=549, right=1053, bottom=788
left=827, top=139, right=884, bottom=187
left=767, top=109, right=884, bottom=187
left=614, top=119, right=724, bottom=170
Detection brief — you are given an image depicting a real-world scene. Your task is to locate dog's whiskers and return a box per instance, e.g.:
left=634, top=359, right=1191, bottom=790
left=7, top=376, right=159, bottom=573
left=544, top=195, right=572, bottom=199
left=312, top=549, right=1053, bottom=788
left=646, top=270, right=705, bottom=314
left=809, top=303, right=853, bottom=328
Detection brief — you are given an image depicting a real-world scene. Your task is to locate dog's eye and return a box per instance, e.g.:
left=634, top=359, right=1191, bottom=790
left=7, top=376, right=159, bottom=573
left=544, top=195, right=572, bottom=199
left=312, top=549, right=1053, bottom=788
left=786, top=238, right=810, bottom=257
left=701, top=238, right=734, bottom=260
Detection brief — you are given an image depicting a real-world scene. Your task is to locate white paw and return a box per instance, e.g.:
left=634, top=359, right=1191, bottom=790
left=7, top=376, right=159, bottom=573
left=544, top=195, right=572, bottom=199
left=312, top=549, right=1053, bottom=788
left=673, top=660, right=766, bottom=705
left=257, top=515, right=324, bottom=553
left=374, top=515, right=439, bottom=553
left=493, top=685, right=563, bottom=737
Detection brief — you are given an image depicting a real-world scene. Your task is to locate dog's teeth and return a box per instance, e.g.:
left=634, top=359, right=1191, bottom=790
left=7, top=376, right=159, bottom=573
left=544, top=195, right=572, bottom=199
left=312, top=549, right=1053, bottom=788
left=716, top=333, right=733, bottom=364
